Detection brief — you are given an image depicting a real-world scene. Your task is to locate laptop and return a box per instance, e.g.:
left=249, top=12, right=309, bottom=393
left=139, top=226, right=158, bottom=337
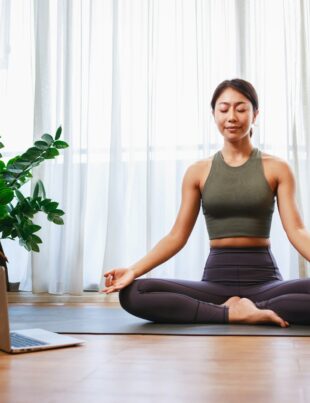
left=0, top=266, right=86, bottom=354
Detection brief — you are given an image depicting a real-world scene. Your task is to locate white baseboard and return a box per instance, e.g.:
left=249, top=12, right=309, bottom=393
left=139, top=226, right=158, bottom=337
left=7, top=291, right=120, bottom=304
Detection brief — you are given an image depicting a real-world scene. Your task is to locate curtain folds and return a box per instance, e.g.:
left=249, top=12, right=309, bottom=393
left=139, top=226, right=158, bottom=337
left=0, top=0, right=309, bottom=294
left=0, top=0, right=11, bottom=69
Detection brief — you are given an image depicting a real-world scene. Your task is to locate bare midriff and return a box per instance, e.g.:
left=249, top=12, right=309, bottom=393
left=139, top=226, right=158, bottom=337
left=210, top=237, right=271, bottom=248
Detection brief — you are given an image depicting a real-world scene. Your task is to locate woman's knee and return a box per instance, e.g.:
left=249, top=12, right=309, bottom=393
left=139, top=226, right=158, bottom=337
left=118, top=279, right=141, bottom=312
left=118, top=278, right=160, bottom=316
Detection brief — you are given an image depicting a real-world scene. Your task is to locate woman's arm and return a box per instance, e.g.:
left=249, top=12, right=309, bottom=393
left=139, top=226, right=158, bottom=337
left=129, top=163, right=202, bottom=278
left=276, top=159, right=310, bottom=262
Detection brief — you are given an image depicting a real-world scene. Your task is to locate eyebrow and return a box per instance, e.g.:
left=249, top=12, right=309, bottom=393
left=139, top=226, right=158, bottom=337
left=218, top=102, right=246, bottom=105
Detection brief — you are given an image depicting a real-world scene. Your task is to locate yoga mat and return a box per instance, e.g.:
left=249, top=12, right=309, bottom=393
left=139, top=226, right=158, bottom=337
left=8, top=305, right=310, bottom=336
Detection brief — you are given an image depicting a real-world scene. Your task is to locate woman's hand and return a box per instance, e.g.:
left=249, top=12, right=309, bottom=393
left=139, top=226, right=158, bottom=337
left=99, top=268, right=136, bottom=294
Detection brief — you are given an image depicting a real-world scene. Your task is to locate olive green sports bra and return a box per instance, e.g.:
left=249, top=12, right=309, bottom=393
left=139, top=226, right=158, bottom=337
left=201, top=147, right=276, bottom=240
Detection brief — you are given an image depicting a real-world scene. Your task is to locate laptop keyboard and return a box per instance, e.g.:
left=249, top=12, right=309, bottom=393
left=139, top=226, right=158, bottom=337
left=10, top=332, right=49, bottom=348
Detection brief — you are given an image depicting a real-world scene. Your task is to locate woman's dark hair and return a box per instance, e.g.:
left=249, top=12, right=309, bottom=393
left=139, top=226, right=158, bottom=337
left=210, top=78, right=259, bottom=138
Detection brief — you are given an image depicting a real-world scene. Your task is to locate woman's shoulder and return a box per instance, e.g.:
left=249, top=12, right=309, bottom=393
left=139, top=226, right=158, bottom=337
left=186, top=155, right=216, bottom=191
left=188, top=154, right=215, bottom=173
left=259, top=150, right=295, bottom=185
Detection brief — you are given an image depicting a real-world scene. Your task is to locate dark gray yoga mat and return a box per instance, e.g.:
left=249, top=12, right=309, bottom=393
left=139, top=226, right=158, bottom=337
left=8, top=305, right=310, bottom=336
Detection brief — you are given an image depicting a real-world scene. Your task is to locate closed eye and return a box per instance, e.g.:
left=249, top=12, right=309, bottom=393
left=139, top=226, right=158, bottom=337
left=220, top=110, right=246, bottom=113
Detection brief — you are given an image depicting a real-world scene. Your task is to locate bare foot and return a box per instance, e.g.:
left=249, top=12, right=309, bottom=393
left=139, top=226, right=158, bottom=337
left=228, top=297, right=290, bottom=328
left=220, top=296, right=241, bottom=307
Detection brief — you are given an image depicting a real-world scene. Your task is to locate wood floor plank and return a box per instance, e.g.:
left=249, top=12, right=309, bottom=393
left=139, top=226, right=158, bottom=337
left=0, top=303, right=309, bottom=403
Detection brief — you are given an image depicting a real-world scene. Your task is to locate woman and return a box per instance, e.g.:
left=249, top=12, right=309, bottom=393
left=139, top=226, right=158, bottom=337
left=101, top=78, right=310, bottom=327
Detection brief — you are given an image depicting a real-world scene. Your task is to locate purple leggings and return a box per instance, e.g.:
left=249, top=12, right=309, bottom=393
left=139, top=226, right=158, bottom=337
left=118, top=246, right=310, bottom=325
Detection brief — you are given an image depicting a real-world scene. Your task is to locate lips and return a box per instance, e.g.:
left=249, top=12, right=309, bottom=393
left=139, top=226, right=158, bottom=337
left=226, top=126, right=240, bottom=129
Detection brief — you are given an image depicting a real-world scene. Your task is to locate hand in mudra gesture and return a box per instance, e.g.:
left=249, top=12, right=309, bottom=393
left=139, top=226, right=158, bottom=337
left=100, top=268, right=135, bottom=294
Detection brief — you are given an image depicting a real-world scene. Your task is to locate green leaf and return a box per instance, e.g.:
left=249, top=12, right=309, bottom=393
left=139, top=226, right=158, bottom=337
left=0, top=178, right=6, bottom=189
left=31, top=234, right=43, bottom=244
left=55, top=126, right=62, bottom=140
left=19, top=200, right=35, bottom=216
left=6, top=156, right=20, bottom=166
left=51, top=209, right=65, bottom=216
left=14, top=189, right=25, bottom=202
left=43, top=148, right=59, bottom=159
left=53, top=216, right=64, bottom=225
left=13, top=160, right=30, bottom=168
left=42, top=202, right=59, bottom=214
left=29, top=240, right=40, bottom=252
left=0, top=188, right=14, bottom=204
left=31, top=158, right=45, bottom=167
left=41, top=133, right=54, bottom=145
left=23, top=147, right=42, bottom=158
left=11, top=229, right=17, bottom=238
left=14, top=159, right=31, bottom=168
left=31, top=242, right=40, bottom=252
left=12, top=223, right=22, bottom=238
left=2, top=173, right=18, bottom=182
left=27, top=147, right=42, bottom=154
left=43, top=201, right=59, bottom=212
left=0, top=141, right=5, bottom=149
left=0, top=215, right=14, bottom=227
left=33, top=180, right=46, bottom=199
left=47, top=214, right=64, bottom=225
left=19, top=238, right=29, bottom=250
left=34, top=140, right=49, bottom=150
left=18, top=210, right=34, bottom=220
left=15, top=214, right=22, bottom=225
left=54, top=140, right=69, bottom=149
left=24, top=242, right=32, bottom=252
left=6, top=203, right=14, bottom=212
left=1, top=227, right=12, bottom=238
left=41, top=198, right=52, bottom=206
left=26, top=224, right=41, bottom=234
left=6, top=166, right=24, bottom=174
left=0, top=205, right=8, bottom=219
left=29, top=197, right=42, bottom=210
left=32, top=183, right=39, bottom=199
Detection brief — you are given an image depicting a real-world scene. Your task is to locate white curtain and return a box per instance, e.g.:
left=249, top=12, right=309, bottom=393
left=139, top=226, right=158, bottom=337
left=0, top=0, right=309, bottom=295
left=0, top=0, right=10, bottom=69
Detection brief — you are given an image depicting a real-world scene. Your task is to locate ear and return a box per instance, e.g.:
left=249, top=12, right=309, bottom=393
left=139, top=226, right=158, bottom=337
left=253, top=109, right=259, bottom=123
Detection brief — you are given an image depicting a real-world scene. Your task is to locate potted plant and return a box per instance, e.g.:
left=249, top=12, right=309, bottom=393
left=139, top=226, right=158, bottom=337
left=0, top=126, right=69, bottom=291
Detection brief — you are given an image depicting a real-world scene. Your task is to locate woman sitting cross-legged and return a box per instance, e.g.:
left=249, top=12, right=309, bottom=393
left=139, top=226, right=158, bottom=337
left=100, top=78, right=310, bottom=328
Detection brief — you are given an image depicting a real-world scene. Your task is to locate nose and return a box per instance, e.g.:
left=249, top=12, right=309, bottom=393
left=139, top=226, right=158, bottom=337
left=228, top=110, right=238, bottom=122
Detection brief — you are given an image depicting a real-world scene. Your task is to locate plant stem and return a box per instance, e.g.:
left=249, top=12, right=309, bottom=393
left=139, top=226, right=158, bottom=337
left=10, top=151, right=47, bottom=188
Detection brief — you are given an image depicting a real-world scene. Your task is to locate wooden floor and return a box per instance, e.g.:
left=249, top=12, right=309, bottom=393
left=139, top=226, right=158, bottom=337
left=1, top=303, right=310, bottom=403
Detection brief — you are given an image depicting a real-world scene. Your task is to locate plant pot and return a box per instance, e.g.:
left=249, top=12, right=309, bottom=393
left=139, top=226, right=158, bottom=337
left=8, top=282, right=20, bottom=292
left=0, top=241, right=10, bottom=291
